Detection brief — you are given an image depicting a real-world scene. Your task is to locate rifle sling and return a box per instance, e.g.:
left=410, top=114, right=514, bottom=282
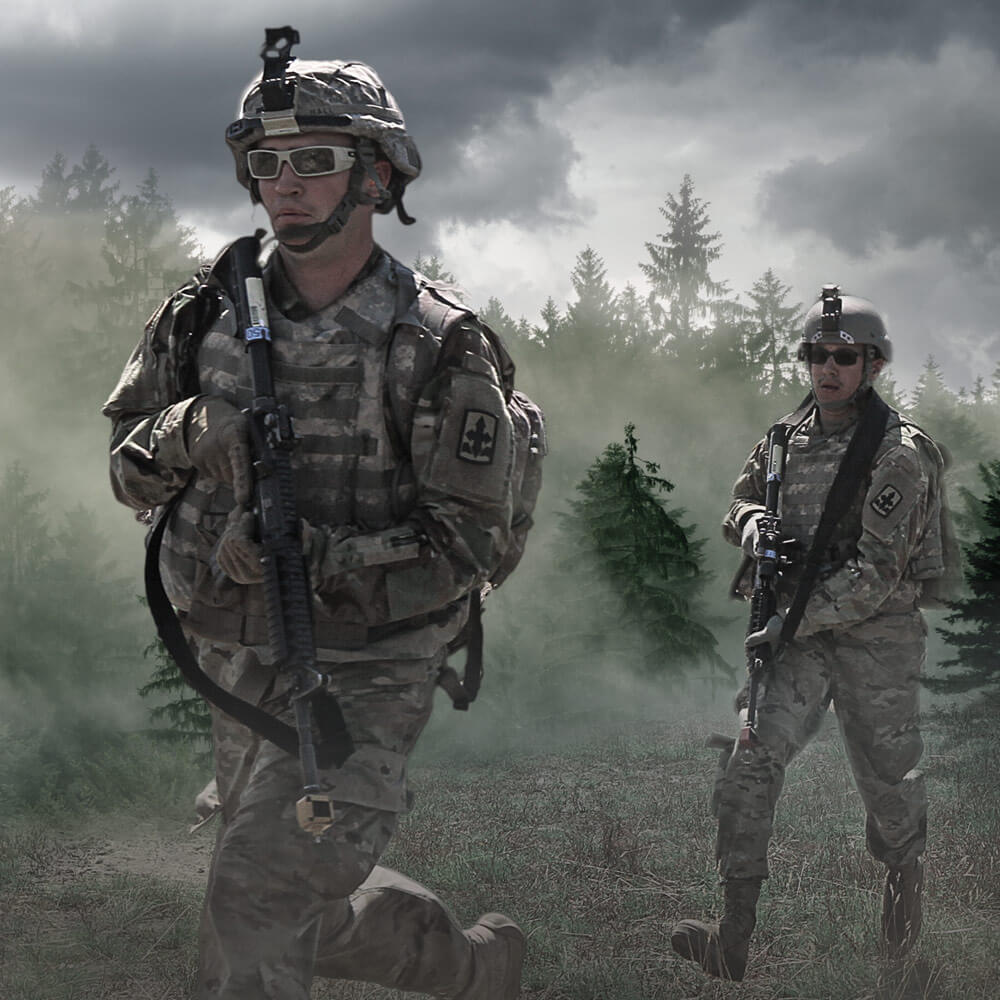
left=779, top=391, right=891, bottom=645
left=144, top=501, right=351, bottom=769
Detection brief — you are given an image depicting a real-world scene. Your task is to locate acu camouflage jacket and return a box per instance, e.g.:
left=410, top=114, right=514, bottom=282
left=103, top=247, right=515, bottom=661
left=724, top=398, right=956, bottom=637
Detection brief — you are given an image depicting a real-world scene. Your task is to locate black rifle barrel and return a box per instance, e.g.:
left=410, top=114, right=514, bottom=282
left=226, top=234, right=336, bottom=829
left=739, top=422, right=789, bottom=750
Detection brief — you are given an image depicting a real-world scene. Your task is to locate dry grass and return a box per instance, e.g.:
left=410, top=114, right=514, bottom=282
left=1, top=705, right=997, bottom=999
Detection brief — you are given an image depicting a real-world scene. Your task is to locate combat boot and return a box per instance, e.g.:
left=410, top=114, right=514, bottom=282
left=882, top=858, right=923, bottom=957
left=454, top=912, right=525, bottom=999
left=671, top=878, right=761, bottom=981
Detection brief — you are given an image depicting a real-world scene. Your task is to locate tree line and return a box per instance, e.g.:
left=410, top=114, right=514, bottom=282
left=0, top=147, right=997, bottom=790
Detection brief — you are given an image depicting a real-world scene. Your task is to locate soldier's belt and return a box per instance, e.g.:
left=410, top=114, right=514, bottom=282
left=182, top=601, right=457, bottom=651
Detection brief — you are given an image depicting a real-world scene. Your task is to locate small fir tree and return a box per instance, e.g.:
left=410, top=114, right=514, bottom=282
left=138, top=623, right=213, bottom=758
left=929, top=460, right=1000, bottom=701
left=554, top=423, right=731, bottom=678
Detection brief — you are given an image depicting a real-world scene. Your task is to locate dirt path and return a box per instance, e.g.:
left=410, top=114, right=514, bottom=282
left=43, top=814, right=217, bottom=888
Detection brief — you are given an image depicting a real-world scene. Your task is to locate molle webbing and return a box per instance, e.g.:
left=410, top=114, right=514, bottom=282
left=182, top=600, right=456, bottom=651
left=779, top=392, right=892, bottom=644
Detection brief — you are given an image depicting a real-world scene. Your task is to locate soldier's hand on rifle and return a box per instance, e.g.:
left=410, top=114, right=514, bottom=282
left=742, top=515, right=799, bottom=565
left=185, top=396, right=252, bottom=505
left=215, top=505, right=264, bottom=584
left=740, top=513, right=766, bottom=556
left=745, top=613, right=785, bottom=656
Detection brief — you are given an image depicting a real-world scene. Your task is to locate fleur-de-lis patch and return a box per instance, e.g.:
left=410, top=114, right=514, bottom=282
left=458, top=409, right=498, bottom=464
left=870, top=484, right=903, bottom=518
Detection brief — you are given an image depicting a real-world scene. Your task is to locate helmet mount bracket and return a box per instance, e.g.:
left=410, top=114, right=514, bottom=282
left=260, top=26, right=300, bottom=113
left=820, top=284, right=842, bottom=335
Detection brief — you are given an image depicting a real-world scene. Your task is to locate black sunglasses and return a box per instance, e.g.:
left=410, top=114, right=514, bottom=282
left=809, top=346, right=861, bottom=366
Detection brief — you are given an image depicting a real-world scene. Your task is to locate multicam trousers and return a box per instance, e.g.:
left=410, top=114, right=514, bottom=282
left=193, top=636, right=480, bottom=1000
left=714, top=610, right=928, bottom=881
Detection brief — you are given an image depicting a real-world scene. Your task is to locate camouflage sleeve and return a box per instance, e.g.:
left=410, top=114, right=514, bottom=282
left=722, top=438, right=768, bottom=546
left=101, top=292, right=200, bottom=511
left=308, top=319, right=515, bottom=625
left=796, top=433, right=935, bottom=635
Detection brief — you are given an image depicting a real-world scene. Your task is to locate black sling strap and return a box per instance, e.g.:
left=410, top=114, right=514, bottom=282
left=144, top=500, right=352, bottom=769
left=779, top=390, right=892, bottom=644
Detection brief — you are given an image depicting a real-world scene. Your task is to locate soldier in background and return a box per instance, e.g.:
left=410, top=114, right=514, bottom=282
left=103, top=34, right=524, bottom=1000
left=671, top=287, right=956, bottom=980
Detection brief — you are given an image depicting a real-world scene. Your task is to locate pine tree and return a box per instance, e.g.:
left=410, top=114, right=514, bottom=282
left=640, top=174, right=730, bottom=361
left=0, top=187, right=46, bottom=378
left=31, top=152, right=73, bottom=214
left=743, top=268, right=803, bottom=392
left=479, top=296, right=532, bottom=349
left=564, top=246, right=620, bottom=355
left=63, top=167, right=201, bottom=406
left=929, top=460, right=1000, bottom=701
left=534, top=296, right=564, bottom=350
left=412, top=251, right=456, bottom=284
left=908, top=355, right=986, bottom=474
left=616, top=282, right=656, bottom=357
left=138, top=627, right=212, bottom=756
left=552, top=423, right=731, bottom=678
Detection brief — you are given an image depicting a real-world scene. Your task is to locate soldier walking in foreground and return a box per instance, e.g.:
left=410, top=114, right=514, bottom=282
left=103, top=27, right=533, bottom=1000
left=672, top=286, right=956, bottom=980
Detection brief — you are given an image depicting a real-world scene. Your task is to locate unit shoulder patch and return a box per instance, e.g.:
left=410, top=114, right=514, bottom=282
left=458, top=409, right=499, bottom=464
left=870, top=483, right=903, bottom=518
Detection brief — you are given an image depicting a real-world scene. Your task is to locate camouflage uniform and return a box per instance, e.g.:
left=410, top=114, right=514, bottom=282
left=715, top=402, right=950, bottom=881
left=103, top=247, right=516, bottom=999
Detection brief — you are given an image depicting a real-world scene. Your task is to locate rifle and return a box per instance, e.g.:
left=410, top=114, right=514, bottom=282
left=220, top=232, right=353, bottom=837
left=738, top=422, right=789, bottom=751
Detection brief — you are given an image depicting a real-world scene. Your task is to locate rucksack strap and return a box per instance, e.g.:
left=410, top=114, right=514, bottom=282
left=779, top=391, right=892, bottom=644
left=436, top=588, right=484, bottom=711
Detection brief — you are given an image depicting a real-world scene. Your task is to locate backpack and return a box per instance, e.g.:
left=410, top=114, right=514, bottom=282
left=405, top=279, right=547, bottom=708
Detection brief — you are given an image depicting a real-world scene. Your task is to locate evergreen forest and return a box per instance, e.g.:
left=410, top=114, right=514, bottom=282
left=0, top=148, right=998, bottom=817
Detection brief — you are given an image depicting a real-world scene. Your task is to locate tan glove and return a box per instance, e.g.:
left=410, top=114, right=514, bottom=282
left=215, top=506, right=264, bottom=584
left=741, top=514, right=763, bottom=556
left=185, top=396, right=252, bottom=505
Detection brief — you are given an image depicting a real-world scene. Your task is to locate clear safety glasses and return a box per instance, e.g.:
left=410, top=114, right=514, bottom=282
left=246, top=145, right=357, bottom=180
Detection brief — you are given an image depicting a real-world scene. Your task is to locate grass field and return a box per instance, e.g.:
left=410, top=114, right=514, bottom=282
left=1, top=701, right=997, bottom=999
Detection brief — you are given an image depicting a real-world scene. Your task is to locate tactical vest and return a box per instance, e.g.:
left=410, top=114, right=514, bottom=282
left=778, top=408, right=952, bottom=608
left=159, top=250, right=472, bottom=646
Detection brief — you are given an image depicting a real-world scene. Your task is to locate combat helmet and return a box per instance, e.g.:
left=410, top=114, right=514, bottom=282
left=798, top=284, right=892, bottom=362
left=798, top=284, right=891, bottom=409
left=225, top=27, right=421, bottom=250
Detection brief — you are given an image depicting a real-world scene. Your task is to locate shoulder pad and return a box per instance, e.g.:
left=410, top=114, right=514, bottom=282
left=389, top=257, right=474, bottom=338
left=415, top=282, right=475, bottom=339
left=141, top=260, right=211, bottom=332
left=893, top=414, right=951, bottom=471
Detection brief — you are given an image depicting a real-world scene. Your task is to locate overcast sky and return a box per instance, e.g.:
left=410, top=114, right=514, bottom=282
left=4, top=0, right=1000, bottom=392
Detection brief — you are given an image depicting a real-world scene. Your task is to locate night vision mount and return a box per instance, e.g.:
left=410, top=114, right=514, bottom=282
left=258, top=26, right=301, bottom=135
left=820, top=283, right=842, bottom=334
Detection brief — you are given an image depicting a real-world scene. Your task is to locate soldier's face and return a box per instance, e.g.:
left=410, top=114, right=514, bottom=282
left=810, top=342, right=884, bottom=407
left=256, top=132, right=389, bottom=245
left=254, top=131, right=366, bottom=247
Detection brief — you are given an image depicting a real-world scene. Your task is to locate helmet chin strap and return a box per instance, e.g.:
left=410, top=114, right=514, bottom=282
left=278, top=139, right=390, bottom=255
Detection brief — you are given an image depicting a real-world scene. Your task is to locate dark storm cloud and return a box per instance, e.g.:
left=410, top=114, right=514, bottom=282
left=754, top=0, right=1000, bottom=62
left=0, top=0, right=753, bottom=227
left=758, top=84, right=1000, bottom=261
left=4, top=0, right=995, bottom=245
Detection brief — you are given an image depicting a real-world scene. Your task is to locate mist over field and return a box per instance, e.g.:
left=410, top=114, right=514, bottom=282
left=0, top=142, right=994, bottom=779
